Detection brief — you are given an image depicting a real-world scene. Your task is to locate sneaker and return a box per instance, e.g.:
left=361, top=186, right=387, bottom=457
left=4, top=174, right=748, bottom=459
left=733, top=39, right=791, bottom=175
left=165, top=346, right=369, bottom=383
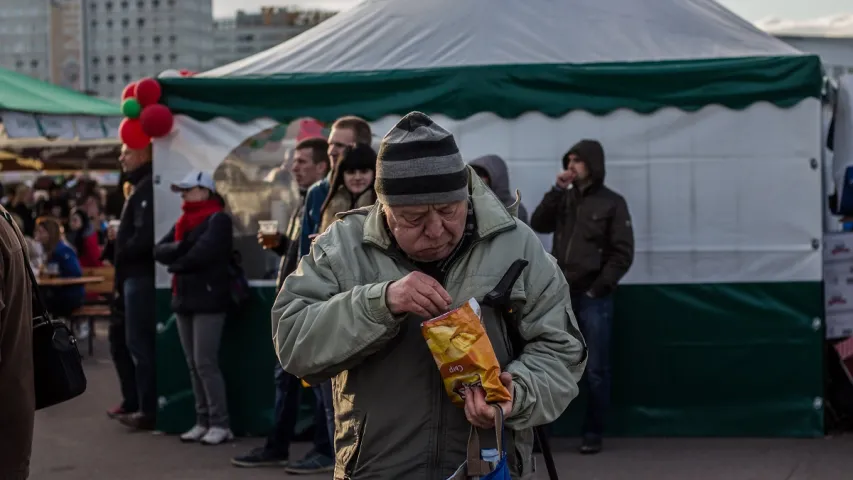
left=579, top=437, right=603, bottom=455
left=200, top=426, right=234, bottom=445
left=284, top=452, right=335, bottom=474
left=118, top=412, right=156, bottom=431
left=180, top=425, right=208, bottom=443
left=106, top=405, right=132, bottom=419
left=231, top=446, right=289, bottom=468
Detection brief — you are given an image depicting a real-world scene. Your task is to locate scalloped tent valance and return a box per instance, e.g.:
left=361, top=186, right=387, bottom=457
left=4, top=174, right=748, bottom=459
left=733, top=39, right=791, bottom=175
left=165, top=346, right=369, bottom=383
left=160, top=0, right=823, bottom=123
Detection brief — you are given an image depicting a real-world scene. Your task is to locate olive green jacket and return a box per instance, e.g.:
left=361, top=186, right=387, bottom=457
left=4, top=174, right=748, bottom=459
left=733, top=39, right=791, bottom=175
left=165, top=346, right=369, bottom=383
left=273, top=170, right=586, bottom=479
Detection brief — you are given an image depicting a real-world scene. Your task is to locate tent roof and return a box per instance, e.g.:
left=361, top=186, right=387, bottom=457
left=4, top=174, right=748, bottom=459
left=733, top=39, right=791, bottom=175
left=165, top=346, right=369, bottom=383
left=204, top=0, right=800, bottom=76
left=0, top=67, right=119, bottom=116
left=162, top=0, right=821, bottom=123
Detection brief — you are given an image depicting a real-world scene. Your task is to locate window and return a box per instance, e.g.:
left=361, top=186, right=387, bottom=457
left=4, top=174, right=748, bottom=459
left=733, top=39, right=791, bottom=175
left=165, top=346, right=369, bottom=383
left=167, top=0, right=175, bottom=5
left=137, top=0, right=144, bottom=8
left=91, top=19, right=97, bottom=28
left=107, top=74, right=115, bottom=83
left=152, top=0, right=159, bottom=7
left=90, top=2, right=97, bottom=10
left=137, top=18, right=145, bottom=27
left=153, top=53, right=161, bottom=62
left=92, top=56, right=100, bottom=65
left=121, top=37, right=129, bottom=47
left=15, top=60, right=24, bottom=68
left=30, top=59, right=38, bottom=68
left=121, top=0, right=128, bottom=9
left=106, top=55, right=115, bottom=65
left=169, top=53, right=177, bottom=62
left=138, top=54, right=145, bottom=63
left=106, top=19, right=113, bottom=28
left=153, top=35, right=161, bottom=45
left=93, top=75, right=100, bottom=83
left=105, top=1, right=113, bottom=10
left=122, top=55, right=130, bottom=64
left=121, top=18, right=129, bottom=28
left=123, top=73, right=131, bottom=83
left=168, top=34, right=176, bottom=44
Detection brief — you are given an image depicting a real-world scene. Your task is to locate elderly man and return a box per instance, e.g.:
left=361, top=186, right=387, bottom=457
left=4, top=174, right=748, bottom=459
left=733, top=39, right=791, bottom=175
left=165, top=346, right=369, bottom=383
left=273, top=112, right=585, bottom=479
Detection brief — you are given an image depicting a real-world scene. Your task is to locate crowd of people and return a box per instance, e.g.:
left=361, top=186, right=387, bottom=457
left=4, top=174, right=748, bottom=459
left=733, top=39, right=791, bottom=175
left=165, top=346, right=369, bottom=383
left=0, top=110, right=636, bottom=479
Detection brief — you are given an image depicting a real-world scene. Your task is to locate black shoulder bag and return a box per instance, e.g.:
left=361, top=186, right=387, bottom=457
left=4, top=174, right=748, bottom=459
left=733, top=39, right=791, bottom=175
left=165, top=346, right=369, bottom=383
left=2, top=211, right=87, bottom=410
left=483, top=259, right=561, bottom=480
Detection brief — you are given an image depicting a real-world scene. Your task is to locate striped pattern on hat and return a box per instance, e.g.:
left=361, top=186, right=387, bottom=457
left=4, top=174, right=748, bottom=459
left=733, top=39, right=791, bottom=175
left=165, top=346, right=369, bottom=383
left=375, top=112, right=468, bottom=206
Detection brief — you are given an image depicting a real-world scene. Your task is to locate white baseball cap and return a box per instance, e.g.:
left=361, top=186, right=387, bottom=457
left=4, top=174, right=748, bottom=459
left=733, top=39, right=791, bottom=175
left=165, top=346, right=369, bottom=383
left=171, top=170, right=217, bottom=193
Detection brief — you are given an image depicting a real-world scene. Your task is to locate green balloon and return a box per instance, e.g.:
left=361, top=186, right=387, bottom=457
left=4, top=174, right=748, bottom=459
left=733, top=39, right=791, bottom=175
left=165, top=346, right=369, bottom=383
left=121, top=98, right=142, bottom=119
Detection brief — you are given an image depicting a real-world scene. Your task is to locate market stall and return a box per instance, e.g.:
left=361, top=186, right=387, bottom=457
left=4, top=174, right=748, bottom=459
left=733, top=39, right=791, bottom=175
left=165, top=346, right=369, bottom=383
left=0, top=66, right=121, bottom=171
left=152, top=0, right=825, bottom=437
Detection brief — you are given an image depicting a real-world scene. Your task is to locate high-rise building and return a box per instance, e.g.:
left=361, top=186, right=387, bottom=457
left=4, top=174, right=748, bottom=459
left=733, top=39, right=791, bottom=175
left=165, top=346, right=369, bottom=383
left=85, top=0, right=214, bottom=98
left=0, top=0, right=52, bottom=83
left=212, top=7, right=336, bottom=68
left=0, top=0, right=214, bottom=99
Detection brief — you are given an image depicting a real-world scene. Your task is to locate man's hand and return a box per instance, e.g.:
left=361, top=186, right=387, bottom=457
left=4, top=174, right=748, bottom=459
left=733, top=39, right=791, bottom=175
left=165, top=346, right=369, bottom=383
left=556, top=170, right=575, bottom=189
left=385, top=272, right=452, bottom=318
left=257, top=231, right=281, bottom=249
left=463, top=372, right=514, bottom=429
left=107, top=226, right=117, bottom=241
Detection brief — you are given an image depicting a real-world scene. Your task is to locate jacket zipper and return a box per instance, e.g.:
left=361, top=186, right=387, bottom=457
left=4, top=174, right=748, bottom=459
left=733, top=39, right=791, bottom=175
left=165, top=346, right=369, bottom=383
left=563, top=203, right=581, bottom=266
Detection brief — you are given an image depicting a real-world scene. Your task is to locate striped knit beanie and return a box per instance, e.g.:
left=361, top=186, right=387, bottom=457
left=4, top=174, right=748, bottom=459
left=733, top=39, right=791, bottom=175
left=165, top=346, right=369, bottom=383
left=375, top=112, right=468, bottom=206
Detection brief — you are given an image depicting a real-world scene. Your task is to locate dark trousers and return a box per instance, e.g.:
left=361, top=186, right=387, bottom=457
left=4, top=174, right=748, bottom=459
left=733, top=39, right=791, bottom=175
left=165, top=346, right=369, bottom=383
left=572, top=293, right=614, bottom=440
left=312, top=383, right=333, bottom=458
left=123, top=277, right=157, bottom=416
left=108, top=319, right=139, bottom=412
left=265, top=364, right=301, bottom=455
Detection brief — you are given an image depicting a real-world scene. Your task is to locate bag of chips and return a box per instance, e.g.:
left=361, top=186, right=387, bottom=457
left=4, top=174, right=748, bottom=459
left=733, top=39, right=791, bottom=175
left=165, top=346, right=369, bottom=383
left=421, top=298, right=512, bottom=406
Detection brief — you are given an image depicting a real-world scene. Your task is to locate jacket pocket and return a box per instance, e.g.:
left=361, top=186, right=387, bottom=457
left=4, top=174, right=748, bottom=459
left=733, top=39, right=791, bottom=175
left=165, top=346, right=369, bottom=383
left=510, top=427, right=535, bottom=479
left=565, top=305, right=588, bottom=368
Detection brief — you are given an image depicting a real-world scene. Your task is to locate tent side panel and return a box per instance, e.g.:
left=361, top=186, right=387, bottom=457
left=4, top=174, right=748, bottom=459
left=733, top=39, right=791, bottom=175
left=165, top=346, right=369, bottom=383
left=554, top=281, right=824, bottom=437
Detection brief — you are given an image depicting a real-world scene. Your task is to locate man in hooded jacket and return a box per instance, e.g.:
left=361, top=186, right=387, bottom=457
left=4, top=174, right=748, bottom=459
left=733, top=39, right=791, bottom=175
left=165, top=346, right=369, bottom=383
left=469, top=155, right=528, bottom=224
left=530, top=139, right=634, bottom=455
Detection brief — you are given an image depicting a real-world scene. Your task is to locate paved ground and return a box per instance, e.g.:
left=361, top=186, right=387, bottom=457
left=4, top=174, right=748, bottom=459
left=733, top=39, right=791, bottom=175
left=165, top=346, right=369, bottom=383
left=29, top=327, right=853, bottom=479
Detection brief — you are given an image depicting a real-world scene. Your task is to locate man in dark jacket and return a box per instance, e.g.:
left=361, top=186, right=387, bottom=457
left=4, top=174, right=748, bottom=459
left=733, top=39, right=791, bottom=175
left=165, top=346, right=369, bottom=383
left=114, top=144, right=158, bottom=431
left=232, top=137, right=330, bottom=469
left=0, top=205, right=34, bottom=480
left=531, top=139, right=634, bottom=455
left=469, top=154, right=529, bottom=224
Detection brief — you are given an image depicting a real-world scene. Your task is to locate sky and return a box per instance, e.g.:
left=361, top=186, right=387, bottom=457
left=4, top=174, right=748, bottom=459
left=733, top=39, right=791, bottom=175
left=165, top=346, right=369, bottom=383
left=213, top=0, right=850, bottom=22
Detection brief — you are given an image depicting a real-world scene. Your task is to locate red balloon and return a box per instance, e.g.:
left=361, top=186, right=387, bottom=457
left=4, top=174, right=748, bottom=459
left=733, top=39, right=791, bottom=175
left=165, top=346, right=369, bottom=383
left=134, top=77, right=162, bottom=106
left=139, top=104, right=174, bottom=138
left=119, top=118, right=151, bottom=149
left=121, top=82, right=137, bottom=100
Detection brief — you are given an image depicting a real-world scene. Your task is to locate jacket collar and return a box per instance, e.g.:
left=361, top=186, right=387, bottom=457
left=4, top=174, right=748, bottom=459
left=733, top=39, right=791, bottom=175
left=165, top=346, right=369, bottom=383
left=362, top=166, right=516, bottom=251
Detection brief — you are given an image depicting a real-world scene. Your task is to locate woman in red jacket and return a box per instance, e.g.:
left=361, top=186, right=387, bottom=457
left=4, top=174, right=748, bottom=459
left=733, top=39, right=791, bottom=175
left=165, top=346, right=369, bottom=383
left=68, top=208, right=103, bottom=268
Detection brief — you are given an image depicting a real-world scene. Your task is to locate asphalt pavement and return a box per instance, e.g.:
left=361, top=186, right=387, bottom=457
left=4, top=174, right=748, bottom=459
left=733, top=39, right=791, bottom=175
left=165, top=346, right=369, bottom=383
left=29, top=323, right=853, bottom=479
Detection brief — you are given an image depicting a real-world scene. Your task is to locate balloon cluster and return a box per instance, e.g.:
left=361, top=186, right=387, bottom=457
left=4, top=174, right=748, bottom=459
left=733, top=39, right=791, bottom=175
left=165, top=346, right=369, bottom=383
left=119, top=77, right=174, bottom=149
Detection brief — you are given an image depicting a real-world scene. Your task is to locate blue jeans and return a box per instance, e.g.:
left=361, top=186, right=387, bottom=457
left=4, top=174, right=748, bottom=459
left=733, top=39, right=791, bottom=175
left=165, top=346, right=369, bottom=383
left=312, top=381, right=334, bottom=457
left=265, top=363, right=301, bottom=455
left=124, top=277, right=157, bottom=416
left=572, top=293, right=614, bottom=439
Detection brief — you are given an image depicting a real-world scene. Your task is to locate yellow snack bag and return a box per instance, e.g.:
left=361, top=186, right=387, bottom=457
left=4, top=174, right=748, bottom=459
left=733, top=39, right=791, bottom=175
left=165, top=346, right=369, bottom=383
left=421, top=298, right=511, bottom=406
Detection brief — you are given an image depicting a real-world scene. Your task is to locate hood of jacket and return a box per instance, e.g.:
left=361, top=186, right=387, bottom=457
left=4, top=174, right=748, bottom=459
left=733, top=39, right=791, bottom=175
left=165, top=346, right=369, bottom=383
left=563, top=139, right=605, bottom=186
left=469, top=154, right=515, bottom=206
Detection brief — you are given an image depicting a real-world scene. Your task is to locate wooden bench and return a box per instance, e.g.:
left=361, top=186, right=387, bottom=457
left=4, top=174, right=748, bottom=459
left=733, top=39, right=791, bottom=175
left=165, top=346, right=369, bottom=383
left=71, top=266, right=116, bottom=356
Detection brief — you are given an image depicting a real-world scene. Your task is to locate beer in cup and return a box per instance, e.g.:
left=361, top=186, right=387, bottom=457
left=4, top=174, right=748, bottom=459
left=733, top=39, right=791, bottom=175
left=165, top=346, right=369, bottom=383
left=258, top=220, right=280, bottom=249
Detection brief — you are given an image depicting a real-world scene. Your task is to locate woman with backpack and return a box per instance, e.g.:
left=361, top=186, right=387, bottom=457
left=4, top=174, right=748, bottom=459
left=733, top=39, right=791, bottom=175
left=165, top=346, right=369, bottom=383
left=153, top=170, right=234, bottom=445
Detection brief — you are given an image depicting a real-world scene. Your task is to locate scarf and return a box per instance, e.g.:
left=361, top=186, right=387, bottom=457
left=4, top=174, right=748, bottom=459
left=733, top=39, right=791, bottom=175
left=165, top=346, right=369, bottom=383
left=172, top=198, right=222, bottom=295
left=174, top=199, right=222, bottom=242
